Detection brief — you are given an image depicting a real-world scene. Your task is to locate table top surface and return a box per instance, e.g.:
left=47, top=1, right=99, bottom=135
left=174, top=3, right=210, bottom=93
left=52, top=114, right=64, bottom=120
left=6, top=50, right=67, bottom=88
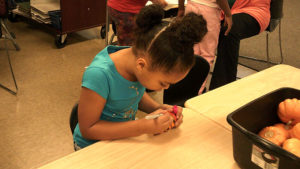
left=39, top=108, right=239, bottom=169
left=40, top=64, right=300, bottom=169
left=185, top=64, right=300, bottom=130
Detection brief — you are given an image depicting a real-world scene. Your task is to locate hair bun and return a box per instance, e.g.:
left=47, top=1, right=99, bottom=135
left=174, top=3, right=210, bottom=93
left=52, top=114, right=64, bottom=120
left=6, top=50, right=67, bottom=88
left=135, top=4, right=165, bottom=33
left=169, top=13, right=207, bottom=46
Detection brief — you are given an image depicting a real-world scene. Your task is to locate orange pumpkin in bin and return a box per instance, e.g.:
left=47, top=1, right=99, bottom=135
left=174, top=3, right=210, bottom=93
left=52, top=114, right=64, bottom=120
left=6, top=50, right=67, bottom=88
left=290, top=123, right=300, bottom=140
left=274, top=123, right=292, bottom=139
left=259, top=125, right=289, bottom=146
left=277, top=98, right=300, bottom=125
left=283, top=138, right=300, bottom=157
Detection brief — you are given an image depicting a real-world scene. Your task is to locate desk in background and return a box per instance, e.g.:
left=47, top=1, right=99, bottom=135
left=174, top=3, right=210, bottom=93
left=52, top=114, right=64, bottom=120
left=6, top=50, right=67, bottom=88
left=185, top=64, right=300, bottom=130
left=39, top=108, right=239, bottom=169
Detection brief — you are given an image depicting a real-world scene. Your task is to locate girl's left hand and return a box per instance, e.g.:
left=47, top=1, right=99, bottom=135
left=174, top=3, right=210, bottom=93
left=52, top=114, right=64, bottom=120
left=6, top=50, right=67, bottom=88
left=173, top=106, right=183, bottom=128
left=159, top=104, right=183, bottom=128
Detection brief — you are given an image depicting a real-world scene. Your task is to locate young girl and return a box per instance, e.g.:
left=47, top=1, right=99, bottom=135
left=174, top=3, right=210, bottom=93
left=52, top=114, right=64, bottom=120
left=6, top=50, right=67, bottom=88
left=178, top=0, right=232, bottom=94
left=73, top=4, right=207, bottom=149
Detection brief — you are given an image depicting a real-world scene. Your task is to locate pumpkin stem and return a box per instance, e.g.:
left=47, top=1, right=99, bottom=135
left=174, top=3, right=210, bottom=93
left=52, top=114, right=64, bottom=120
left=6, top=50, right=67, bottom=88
left=286, top=120, right=293, bottom=126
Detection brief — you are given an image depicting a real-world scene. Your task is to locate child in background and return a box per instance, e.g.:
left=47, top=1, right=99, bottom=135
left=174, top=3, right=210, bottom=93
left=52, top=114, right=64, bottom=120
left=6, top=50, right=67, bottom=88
left=73, top=4, right=207, bottom=149
left=178, top=0, right=232, bottom=94
left=107, top=0, right=168, bottom=46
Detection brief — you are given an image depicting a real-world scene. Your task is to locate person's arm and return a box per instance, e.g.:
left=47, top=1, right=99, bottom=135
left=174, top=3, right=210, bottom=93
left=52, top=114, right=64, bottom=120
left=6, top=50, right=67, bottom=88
left=138, top=92, right=162, bottom=114
left=216, top=0, right=232, bottom=35
left=78, top=87, right=173, bottom=140
left=177, top=0, right=185, bottom=17
left=151, top=0, right=168, bottom=8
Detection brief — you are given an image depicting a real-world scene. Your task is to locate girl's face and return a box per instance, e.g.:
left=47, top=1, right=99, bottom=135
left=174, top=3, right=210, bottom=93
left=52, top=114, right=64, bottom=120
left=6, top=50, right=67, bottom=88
left=135, top=57, right=189, bottom=91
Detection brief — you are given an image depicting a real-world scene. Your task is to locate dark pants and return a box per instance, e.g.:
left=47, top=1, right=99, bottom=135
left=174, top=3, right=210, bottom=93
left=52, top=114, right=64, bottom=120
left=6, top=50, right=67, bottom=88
left=163, top=56, right=210, bottom=106
left=209, top=13, right=260, bottom=90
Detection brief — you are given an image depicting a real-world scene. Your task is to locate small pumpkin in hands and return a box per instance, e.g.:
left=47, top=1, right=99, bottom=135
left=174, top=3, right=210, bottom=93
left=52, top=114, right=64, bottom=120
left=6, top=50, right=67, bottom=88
left=277, top=98, right=300, bottom=125
left=259, top=125, right=289, bottom=146
left=283, top=138, right=300, bottom=157
left=168, top=105, right=178, bottom=129
left=168, top=112, right=176, bottom=129
left=290, top=123, right=300, bottom=140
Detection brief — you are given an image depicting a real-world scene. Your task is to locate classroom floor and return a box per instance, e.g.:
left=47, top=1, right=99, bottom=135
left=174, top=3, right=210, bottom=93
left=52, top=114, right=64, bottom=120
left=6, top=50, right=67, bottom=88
left=1, top=1, right=299, bottom=168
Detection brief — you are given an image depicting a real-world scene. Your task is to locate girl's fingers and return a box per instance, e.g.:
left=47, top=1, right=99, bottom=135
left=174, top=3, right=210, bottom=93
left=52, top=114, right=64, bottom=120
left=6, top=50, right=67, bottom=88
left=174, top=114, right=183, bottom=127
left=157, top=113, right=171, bottom=123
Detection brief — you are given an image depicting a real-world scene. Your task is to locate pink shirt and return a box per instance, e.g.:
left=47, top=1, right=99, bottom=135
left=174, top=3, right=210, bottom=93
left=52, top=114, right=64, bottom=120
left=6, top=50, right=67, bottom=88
left=190, top=0, right=219, bottom=8
left=230, top=0, right=271, bottom=33
left=107, top=0, right=148, bottom=14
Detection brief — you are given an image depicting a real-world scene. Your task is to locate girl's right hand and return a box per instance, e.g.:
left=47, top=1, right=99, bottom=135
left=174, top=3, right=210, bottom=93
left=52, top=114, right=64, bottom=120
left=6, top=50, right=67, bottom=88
left=145, top=109, right=174, bottom=134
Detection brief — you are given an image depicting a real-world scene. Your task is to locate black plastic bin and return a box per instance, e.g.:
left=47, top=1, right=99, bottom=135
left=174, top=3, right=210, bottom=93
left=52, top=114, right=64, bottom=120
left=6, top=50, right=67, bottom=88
left=227, top=88, right=300, bottom=169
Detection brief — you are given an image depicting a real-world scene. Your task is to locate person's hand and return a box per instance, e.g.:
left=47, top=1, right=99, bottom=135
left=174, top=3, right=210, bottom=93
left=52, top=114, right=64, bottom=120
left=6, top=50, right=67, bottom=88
left=151, top=0, right=168, bottom=8
left=177, top=9, right=185, bottom=17
left=173, top=106, right=183, bottom=128
left=159, top=104, right=183, bottom=128
left=146, top=109, right=173, bottom=134
left=224, top=15, right=233, bottom=36
left=159, top=104, right=173, bottom=111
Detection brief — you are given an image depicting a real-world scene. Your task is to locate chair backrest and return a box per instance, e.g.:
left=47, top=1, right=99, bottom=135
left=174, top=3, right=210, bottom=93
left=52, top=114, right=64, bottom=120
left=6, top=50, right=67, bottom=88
left=70, top=103, right=79, bottom=134
left=266, top=0, right=284, bottom=32
left=163, top=56, right=210, bottom=106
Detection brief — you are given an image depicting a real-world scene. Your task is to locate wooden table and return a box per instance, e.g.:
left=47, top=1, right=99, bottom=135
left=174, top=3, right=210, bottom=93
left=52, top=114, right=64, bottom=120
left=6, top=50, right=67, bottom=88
left=185, top=64, right=300, bottom=130
left=39, top=108, right=239, bottom=169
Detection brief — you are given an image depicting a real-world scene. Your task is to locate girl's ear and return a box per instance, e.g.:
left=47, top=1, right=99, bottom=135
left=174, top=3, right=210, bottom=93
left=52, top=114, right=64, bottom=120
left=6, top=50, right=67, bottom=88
left=136, top=57, right=147, bottom=71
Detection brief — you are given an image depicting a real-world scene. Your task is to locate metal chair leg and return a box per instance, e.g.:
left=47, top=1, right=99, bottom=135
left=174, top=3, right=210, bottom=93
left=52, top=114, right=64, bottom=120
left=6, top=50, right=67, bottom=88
left=105, top=2, right=109, bottom=46
left=105, top=3, right=117, bottom=46
left=109, top=33, right=115, bottom=45
left=0, top=19, right=20, bottom=51
left=239, top=20, right=283, bottom=70
left=0, top=33, right=18, bottom=95
left=277, top=20, right=284, bottom=64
